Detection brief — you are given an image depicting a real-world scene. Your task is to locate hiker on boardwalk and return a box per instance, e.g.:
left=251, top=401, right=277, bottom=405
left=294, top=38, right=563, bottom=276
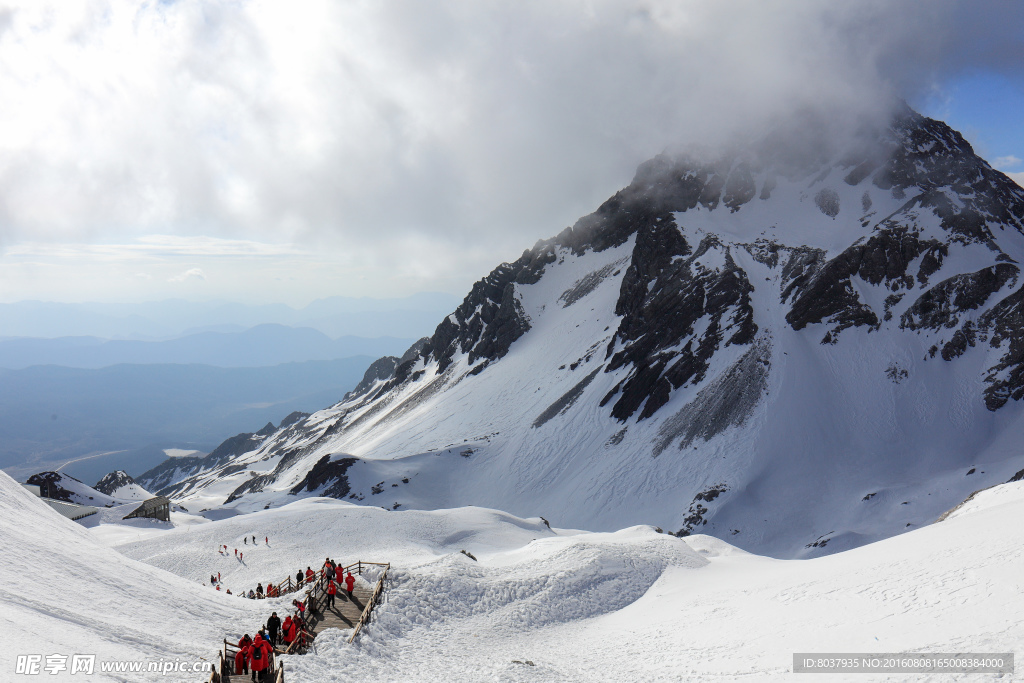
left=293, top=598, right=306, bottom=626
left=234, top=643, right=249, bottom=676
left=266, top=612, right=281, bottom=646
left=248, top=589, right=256, bottom=599
left=305, top=566, right=315, bottom=584
left=281, top=615, right=294, bottom=648
left=324, top=559, right=336, bottom=581
left=345, top=571, right=355, bottom=597
left=296, top=569, right=304, bottom=588
left=249, top=634, right=271, bottom=681
left=325, top=577, right=337, bottom=609
left=256, top=583, right=264, bottom=599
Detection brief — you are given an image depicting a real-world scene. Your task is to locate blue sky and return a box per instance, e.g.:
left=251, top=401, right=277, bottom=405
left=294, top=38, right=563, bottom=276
left=921, top=72, right=1024, bottom=177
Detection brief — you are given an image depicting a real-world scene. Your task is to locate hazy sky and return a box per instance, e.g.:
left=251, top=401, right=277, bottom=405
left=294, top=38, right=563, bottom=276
left=0, top=0, right=1022, bottom=305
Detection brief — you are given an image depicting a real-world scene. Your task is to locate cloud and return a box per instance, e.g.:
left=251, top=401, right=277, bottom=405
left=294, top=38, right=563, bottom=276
left=5, top=235, right=302, bottom=260
left=0, top=0, right=1019, bottom=277
left=168, top=267, right=206, bottom=283
left=994, top=155, right=1023, bottom=170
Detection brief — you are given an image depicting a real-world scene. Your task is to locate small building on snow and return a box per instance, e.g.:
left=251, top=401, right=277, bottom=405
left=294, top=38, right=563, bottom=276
left=123, top=496, right=171, bottom=522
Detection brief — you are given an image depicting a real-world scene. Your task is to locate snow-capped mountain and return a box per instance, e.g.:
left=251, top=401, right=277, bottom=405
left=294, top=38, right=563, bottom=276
left=93, top=470, right=152, bottom=501
left=27, top=470, right=154, bottom=507
left=156, top=105, right=1024, bottom=558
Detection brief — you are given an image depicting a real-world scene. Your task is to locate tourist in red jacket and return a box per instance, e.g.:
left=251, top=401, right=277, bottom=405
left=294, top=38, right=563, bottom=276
left=281, top=616, right=294, bottom=646
left=325, top=578, right=337, bottom=609
left=345, top=572, right=355, bottom=597
left=234, top=644, right=248, bottom=675
left=305, top=566, right=315, bottom=584
left=249, top=635, right=271, bottom=678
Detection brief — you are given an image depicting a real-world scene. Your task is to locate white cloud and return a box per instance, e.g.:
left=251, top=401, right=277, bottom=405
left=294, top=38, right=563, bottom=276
left=994, top=155, right=1023, bottom=170
left=0, top=1, right=1019, bottom=303
left=5, top=235, right=302, bottom=260
left=168, top=268, right=206, bottom=283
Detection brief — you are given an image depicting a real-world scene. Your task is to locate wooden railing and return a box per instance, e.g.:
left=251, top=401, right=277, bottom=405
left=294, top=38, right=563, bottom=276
left=348, top=564, right=389, bottom=643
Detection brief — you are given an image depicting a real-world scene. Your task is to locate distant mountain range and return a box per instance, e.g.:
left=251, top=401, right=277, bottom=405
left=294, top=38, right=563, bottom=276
left=0, top=324, right=413, bottom=369
left=0, top=292, right=459, bottom=340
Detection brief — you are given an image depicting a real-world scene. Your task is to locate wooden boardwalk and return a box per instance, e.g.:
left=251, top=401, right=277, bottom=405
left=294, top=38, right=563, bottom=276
left=307, top=583, right=375, bottom=634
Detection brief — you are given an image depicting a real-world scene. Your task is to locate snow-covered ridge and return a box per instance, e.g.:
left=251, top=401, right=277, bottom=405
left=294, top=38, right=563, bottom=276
left=152, top=105, right=1024, bottom=560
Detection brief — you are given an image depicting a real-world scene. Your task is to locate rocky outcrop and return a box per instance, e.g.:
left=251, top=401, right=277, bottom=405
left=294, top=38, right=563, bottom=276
left=26, top=471, right=77, bottom=502
left=94, top=470, right=137, bottom=496
left=602, top=229, right=756, bottom=421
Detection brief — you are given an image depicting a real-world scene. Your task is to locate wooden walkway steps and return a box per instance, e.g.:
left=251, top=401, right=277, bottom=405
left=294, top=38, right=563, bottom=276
left=307, top=583, right=374, bottom=633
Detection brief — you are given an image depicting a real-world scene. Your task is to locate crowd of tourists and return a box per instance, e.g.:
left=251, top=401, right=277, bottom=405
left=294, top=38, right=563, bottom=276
left=226, top=557, right=360, bottom=680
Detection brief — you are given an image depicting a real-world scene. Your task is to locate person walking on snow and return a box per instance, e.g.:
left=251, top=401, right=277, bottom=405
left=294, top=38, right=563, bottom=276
left=218, top=572, right=221, bottom=582
left=244, top=536, right=247, bottom=544
left=234, top=548, right=237, bottom=557
left=240, top=551, right=244, bottom=561
left=265, top=536, right=268, bottom=545
left=252, top=535, right=256, bottom=544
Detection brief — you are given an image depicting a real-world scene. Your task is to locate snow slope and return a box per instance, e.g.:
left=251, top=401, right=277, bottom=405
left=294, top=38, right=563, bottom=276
left=0, top=470, right=266, bottom=683
left=102, top=480, right=1024, bottom=682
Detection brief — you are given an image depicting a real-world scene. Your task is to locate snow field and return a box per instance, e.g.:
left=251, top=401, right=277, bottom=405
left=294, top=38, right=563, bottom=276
left=9, top=468, right=1024, bottom=681
left=0, top=470, right=267, bottom=683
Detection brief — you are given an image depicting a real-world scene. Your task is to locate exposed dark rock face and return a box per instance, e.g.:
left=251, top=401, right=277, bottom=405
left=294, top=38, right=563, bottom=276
left=785, top=227, right=951, bottom=340
left=603, top=228, right=757, bottom=422
left=978, top=283, right=1024, bottom=410
left=901, top=264, right=1018, bottom=332
left=289, top=454, right=358, bottom=498
left=279, top=411, right=310, bottom=429
left=26, top=471, right=77, bottom=502
left=426, top=260, right=536, bottom=374
left=345, top=355, right=400, bottom=400
left=94, top=470, right=138, bottom=496
left=673, top=484, right=728, bottom=536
